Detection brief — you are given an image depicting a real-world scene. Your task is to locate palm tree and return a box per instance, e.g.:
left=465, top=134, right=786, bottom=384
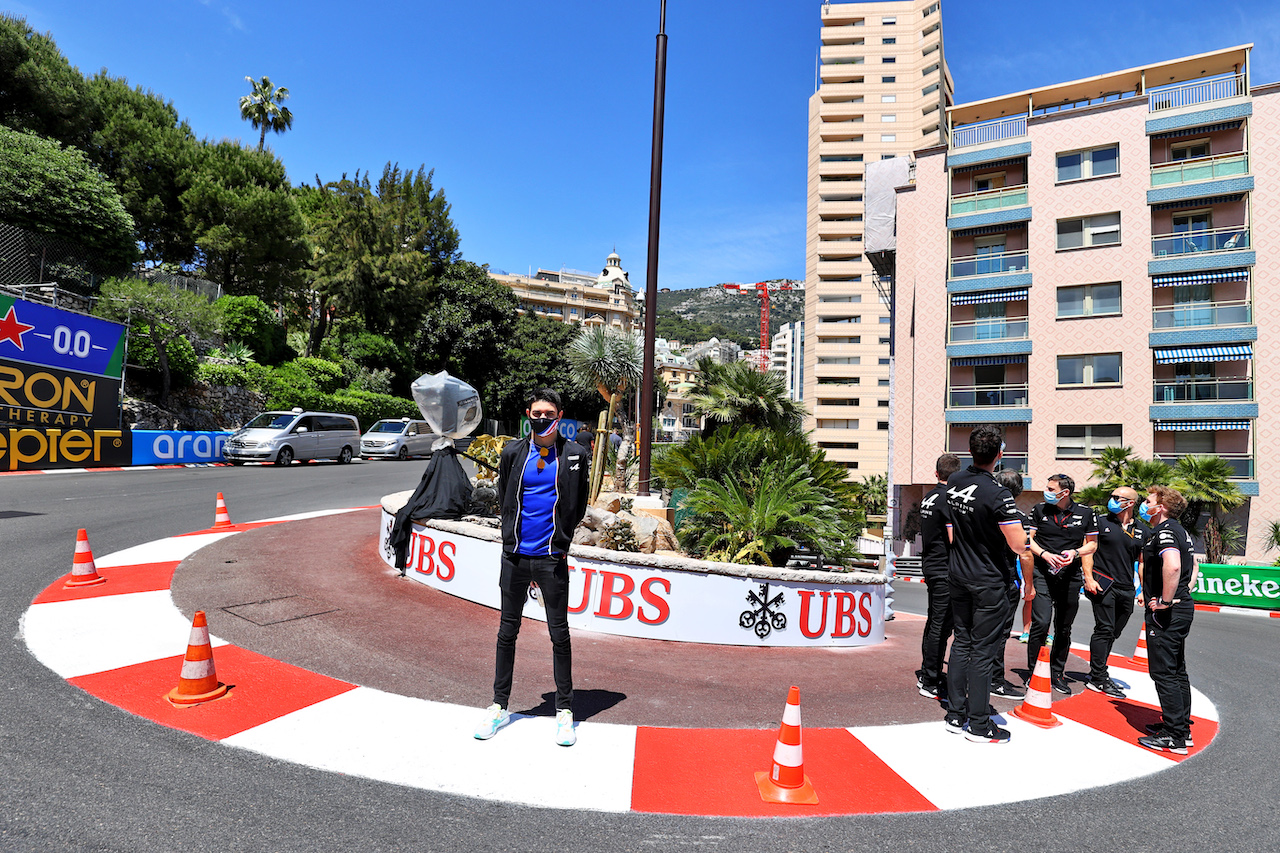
left=1089, top=445, right=1136, bottom=485
left=1263, top=520, right=1280, bottom=565
left=568, top=326, right=642, bottom=499
left=1126, top=458, right=1175, bottom=489
left=239, top=76, right=293, bottom=151
left=689, top=358, right=806, bottom=436
left=1172, top=455, right=1246, bottom=563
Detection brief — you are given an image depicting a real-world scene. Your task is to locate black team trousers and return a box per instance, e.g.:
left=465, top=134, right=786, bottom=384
left=947, top=578, right=1010, bottom=731
left=493, top=552, right=573, bottom=712
left=1147, top=602, right=1194, bottom=740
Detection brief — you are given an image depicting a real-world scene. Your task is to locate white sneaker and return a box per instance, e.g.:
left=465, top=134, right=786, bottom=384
left=555, top=708, right=576, bottom=746
left=474, top=704, right=509, bottom=740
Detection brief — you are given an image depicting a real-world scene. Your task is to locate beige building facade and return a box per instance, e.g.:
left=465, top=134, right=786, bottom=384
left=489, top=252, right=639, bottom=331
left=804, top=0, right=953, bottom=478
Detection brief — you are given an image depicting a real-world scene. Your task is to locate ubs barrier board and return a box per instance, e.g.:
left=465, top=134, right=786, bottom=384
left=0, top=295, right=131, bottom=470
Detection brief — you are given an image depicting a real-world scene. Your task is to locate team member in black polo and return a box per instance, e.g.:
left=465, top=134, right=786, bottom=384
left=1027, top=474, right=1098, bottom=695
left=1084, top=485, right=1148, bottom=698
left=944, top=426, right=1026, bottom=743
left=990, top=468, right=1028, bottom=698
left=915, top=453, right=961, bottom=699
left=1137, top=485, right=1198, bottom=755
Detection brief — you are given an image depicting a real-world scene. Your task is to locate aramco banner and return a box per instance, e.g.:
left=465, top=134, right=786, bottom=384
left=0, top=296, right=131, bottom=470
left=131, top=430, right=233, bottom=465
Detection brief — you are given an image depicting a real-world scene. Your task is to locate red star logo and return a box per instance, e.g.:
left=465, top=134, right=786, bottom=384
left=0, top=305, right=36, bottom=350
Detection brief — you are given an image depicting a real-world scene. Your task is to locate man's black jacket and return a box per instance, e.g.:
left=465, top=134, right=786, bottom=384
left=498, top=434, right=591, bottom=555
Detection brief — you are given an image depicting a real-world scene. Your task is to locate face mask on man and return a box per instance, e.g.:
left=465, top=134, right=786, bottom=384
left=1044, top=489, right=1062, bottom=504
left=530, top=416, right=559, bottom=437
left=1139, top=502, right=1154, bottom=523
left=1108, top=497, right=1126, bottom=514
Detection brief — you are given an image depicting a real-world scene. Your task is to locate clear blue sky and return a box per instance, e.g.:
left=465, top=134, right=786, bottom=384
left=9, top=1, right=1280, bottom=289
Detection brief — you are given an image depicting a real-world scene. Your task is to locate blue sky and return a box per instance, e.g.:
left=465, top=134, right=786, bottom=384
left=9, top=1, right=1280, bottom=289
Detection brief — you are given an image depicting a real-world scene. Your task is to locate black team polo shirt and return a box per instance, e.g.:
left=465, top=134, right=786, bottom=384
left=945, top=465, right=1022, bottom=589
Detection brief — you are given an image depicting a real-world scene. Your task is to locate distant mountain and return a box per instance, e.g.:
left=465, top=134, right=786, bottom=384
left=652, top=284, right=805, bottom=349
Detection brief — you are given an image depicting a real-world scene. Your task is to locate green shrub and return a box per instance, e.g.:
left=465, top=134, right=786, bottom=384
left=197, top=363, right=250, bottom=387
left=217, top=295, right=287, bottom=364
left=130, top=332, right=198, bottom=388
left=348, top=366, right=394, bottom=395
left=289, top=357, right=344, bottom=392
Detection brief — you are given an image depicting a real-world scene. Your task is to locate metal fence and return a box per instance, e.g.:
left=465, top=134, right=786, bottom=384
left=0, top=222, right=129, bottom=307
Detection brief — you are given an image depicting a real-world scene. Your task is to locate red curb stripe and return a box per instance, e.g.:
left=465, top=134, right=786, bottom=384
left=630, top=726, right=936, bottom=816
left=33, top=562, right=180, bottom=604
left=1052, top=687, right=1217, bottom=763
left=68, top=645, right=357, bottom=741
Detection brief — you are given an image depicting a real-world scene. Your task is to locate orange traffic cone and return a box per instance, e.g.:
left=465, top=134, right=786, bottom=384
left=1012, top=644, right=1062, bottom=728
left=166, top=610, right=229, bottom=706
left=64, top=528, right=107, bottom=588
left=213, top=492, right=232, bottom=529
left=755, top=685, right=819, bottom=804
left=1131, top=625, right=1150, bottom=671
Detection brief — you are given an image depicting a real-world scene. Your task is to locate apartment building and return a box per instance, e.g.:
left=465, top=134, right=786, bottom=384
left=881, top=44, right=1278, bottom=561
left=805, top=0, right=953, bottom=478
left=771, top=321, right=806, bottom=402
left=489, top=251, right=639, bottom=331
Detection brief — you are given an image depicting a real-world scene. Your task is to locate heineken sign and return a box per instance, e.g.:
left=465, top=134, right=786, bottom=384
left=1194, top=564, right=1280, bottom=610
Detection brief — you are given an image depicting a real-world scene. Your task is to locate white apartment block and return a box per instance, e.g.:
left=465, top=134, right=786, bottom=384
left=771, top=321, right=806, bottom=401
left=489, top=251, right=639, bottom=332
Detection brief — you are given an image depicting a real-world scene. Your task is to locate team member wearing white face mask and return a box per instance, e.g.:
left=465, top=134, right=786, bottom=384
left=1027, top=474, right=1098, bottom=695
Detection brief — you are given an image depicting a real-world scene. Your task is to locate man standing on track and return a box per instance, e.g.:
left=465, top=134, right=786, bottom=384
left=1027, top=474, right=1097, bottom=695
left=990, top=468, right=1028, bottom=699
left=944, top=426, right=1027, bottom=743
left=916, top=453, right=961, bottom=700
left=1137, top=485, right=1197, bottom=755
left=475, top=389, right=590, bottom=747
left=1084, top=485, right=1148, bottom=698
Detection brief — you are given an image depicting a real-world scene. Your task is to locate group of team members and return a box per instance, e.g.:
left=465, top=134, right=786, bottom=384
left=915, top=424, right=1197, bottom=752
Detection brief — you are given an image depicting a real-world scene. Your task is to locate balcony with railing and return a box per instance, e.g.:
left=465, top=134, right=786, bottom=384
left=951, top=115, right=1027, bottom=149
left=948, top=384, right=1029, bottom=408
left=1152, top=299, right=1251, bottom=329
left=949, top=249, right=1029, bottom=279
left=1150, top=152, right=1248, bottom=187
left=947, top=317, right=1029, bottom=343
left=1152, top=226, right=1249, bottom=257
left=952, top=453, right=1029, bottom=474
left=1153, top=378, right=1253, bottom=403
left=1148, top=73, right=1247, bottom=112
left=948, top=185, right=1029, bottom=216
left=1155, top=453, right=1253, bottom=479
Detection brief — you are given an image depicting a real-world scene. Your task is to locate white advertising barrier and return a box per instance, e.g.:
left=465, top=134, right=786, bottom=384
left=377, top=507, right=885, bottom=648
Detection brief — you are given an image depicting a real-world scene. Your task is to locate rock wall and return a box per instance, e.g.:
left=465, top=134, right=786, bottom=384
left=123, top=382, right=266, bottom=431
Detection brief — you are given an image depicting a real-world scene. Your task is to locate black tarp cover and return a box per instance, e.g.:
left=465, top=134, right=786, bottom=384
left=389, top=445, right=474, bottom=573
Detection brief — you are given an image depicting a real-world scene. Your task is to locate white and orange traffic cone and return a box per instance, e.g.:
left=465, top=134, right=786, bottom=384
left=1012, top=644, right=1062, bottom=728
left=755, top=685, right=819, bottom=804
left=166, top=610, right=229, bottom=706
left=64, top=528, right=107, bottom=588
left=213, top=492, right=232, bottom=529
left=1131, top=624, right=1150, bottom=671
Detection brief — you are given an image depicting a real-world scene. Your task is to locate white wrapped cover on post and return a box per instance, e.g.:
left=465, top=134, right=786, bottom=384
left=864, top=157, right=913, bottom=255
left=411, top=372, right=482, bottom=446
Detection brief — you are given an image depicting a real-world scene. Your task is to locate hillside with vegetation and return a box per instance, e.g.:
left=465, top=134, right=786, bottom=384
left=654, top=284, right=805, bottom=349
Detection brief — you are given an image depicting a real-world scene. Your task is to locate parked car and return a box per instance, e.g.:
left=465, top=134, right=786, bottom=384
left=360, top=418, right=440, bottom=460
left=223, top=408, right=360, bottom=466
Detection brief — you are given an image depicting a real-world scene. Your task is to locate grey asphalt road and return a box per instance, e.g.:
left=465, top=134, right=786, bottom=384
left=2, top=463, right=1278, bottom=852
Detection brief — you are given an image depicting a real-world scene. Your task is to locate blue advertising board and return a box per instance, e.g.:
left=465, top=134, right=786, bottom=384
left=131, top=430, right=235, bottom=465
left=0, top=295, right=127, bottom=378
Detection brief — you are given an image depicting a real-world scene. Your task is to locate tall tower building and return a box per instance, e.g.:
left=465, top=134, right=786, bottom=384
left=804, top=0, right=953, bottom=476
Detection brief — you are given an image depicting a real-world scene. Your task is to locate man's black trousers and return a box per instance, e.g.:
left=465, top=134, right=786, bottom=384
left=946, top=578, right=1010, bottom=731
left=493, top=552, right=573, bottom=712
left=1088, top=585, right=1135, bottom=683
left=1027, top=568, right=1082, bottom=680
left=1147, top=602, right=1194, bottom=740
left=917, top=574, right=953, bottom=690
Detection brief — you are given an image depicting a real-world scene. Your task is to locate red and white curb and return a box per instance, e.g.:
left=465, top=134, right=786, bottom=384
left=22, top=511, right=1219, bottom=817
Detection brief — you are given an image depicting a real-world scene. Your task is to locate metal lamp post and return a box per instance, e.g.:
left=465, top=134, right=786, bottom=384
left=637, top=0, right=667, bottom=497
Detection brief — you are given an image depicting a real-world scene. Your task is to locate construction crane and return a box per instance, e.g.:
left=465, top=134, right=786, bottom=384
left=720, top=280, right=799, bottom=372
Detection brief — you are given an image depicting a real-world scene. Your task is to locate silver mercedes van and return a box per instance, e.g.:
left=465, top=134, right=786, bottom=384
left=223, top=408, right=361, bottom=466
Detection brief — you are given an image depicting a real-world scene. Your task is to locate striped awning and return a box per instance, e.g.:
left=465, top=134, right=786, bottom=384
left=1151, top=193, right=1243, bottom=211
left=1153, top=344, right=1252, bottom=364
left=952, top=157, right=1026, bottom=174
left=1153, top=419, right=1251, bottom=431
left=950, top=288, right=1029, bottom=306
left=952, top=223, right=1025, bottom=238
left=1152, top=268, right=1249, bottom=287
left=1150, top=121, right=1242, bottom=140
left=950, top=354, right=1028, bottom=366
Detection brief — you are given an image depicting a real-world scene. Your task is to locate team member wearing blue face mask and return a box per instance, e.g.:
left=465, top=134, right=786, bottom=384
left=1083, top=486, right=1148, bottom=698
left=1027, top=474, right=1098, bottom=695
